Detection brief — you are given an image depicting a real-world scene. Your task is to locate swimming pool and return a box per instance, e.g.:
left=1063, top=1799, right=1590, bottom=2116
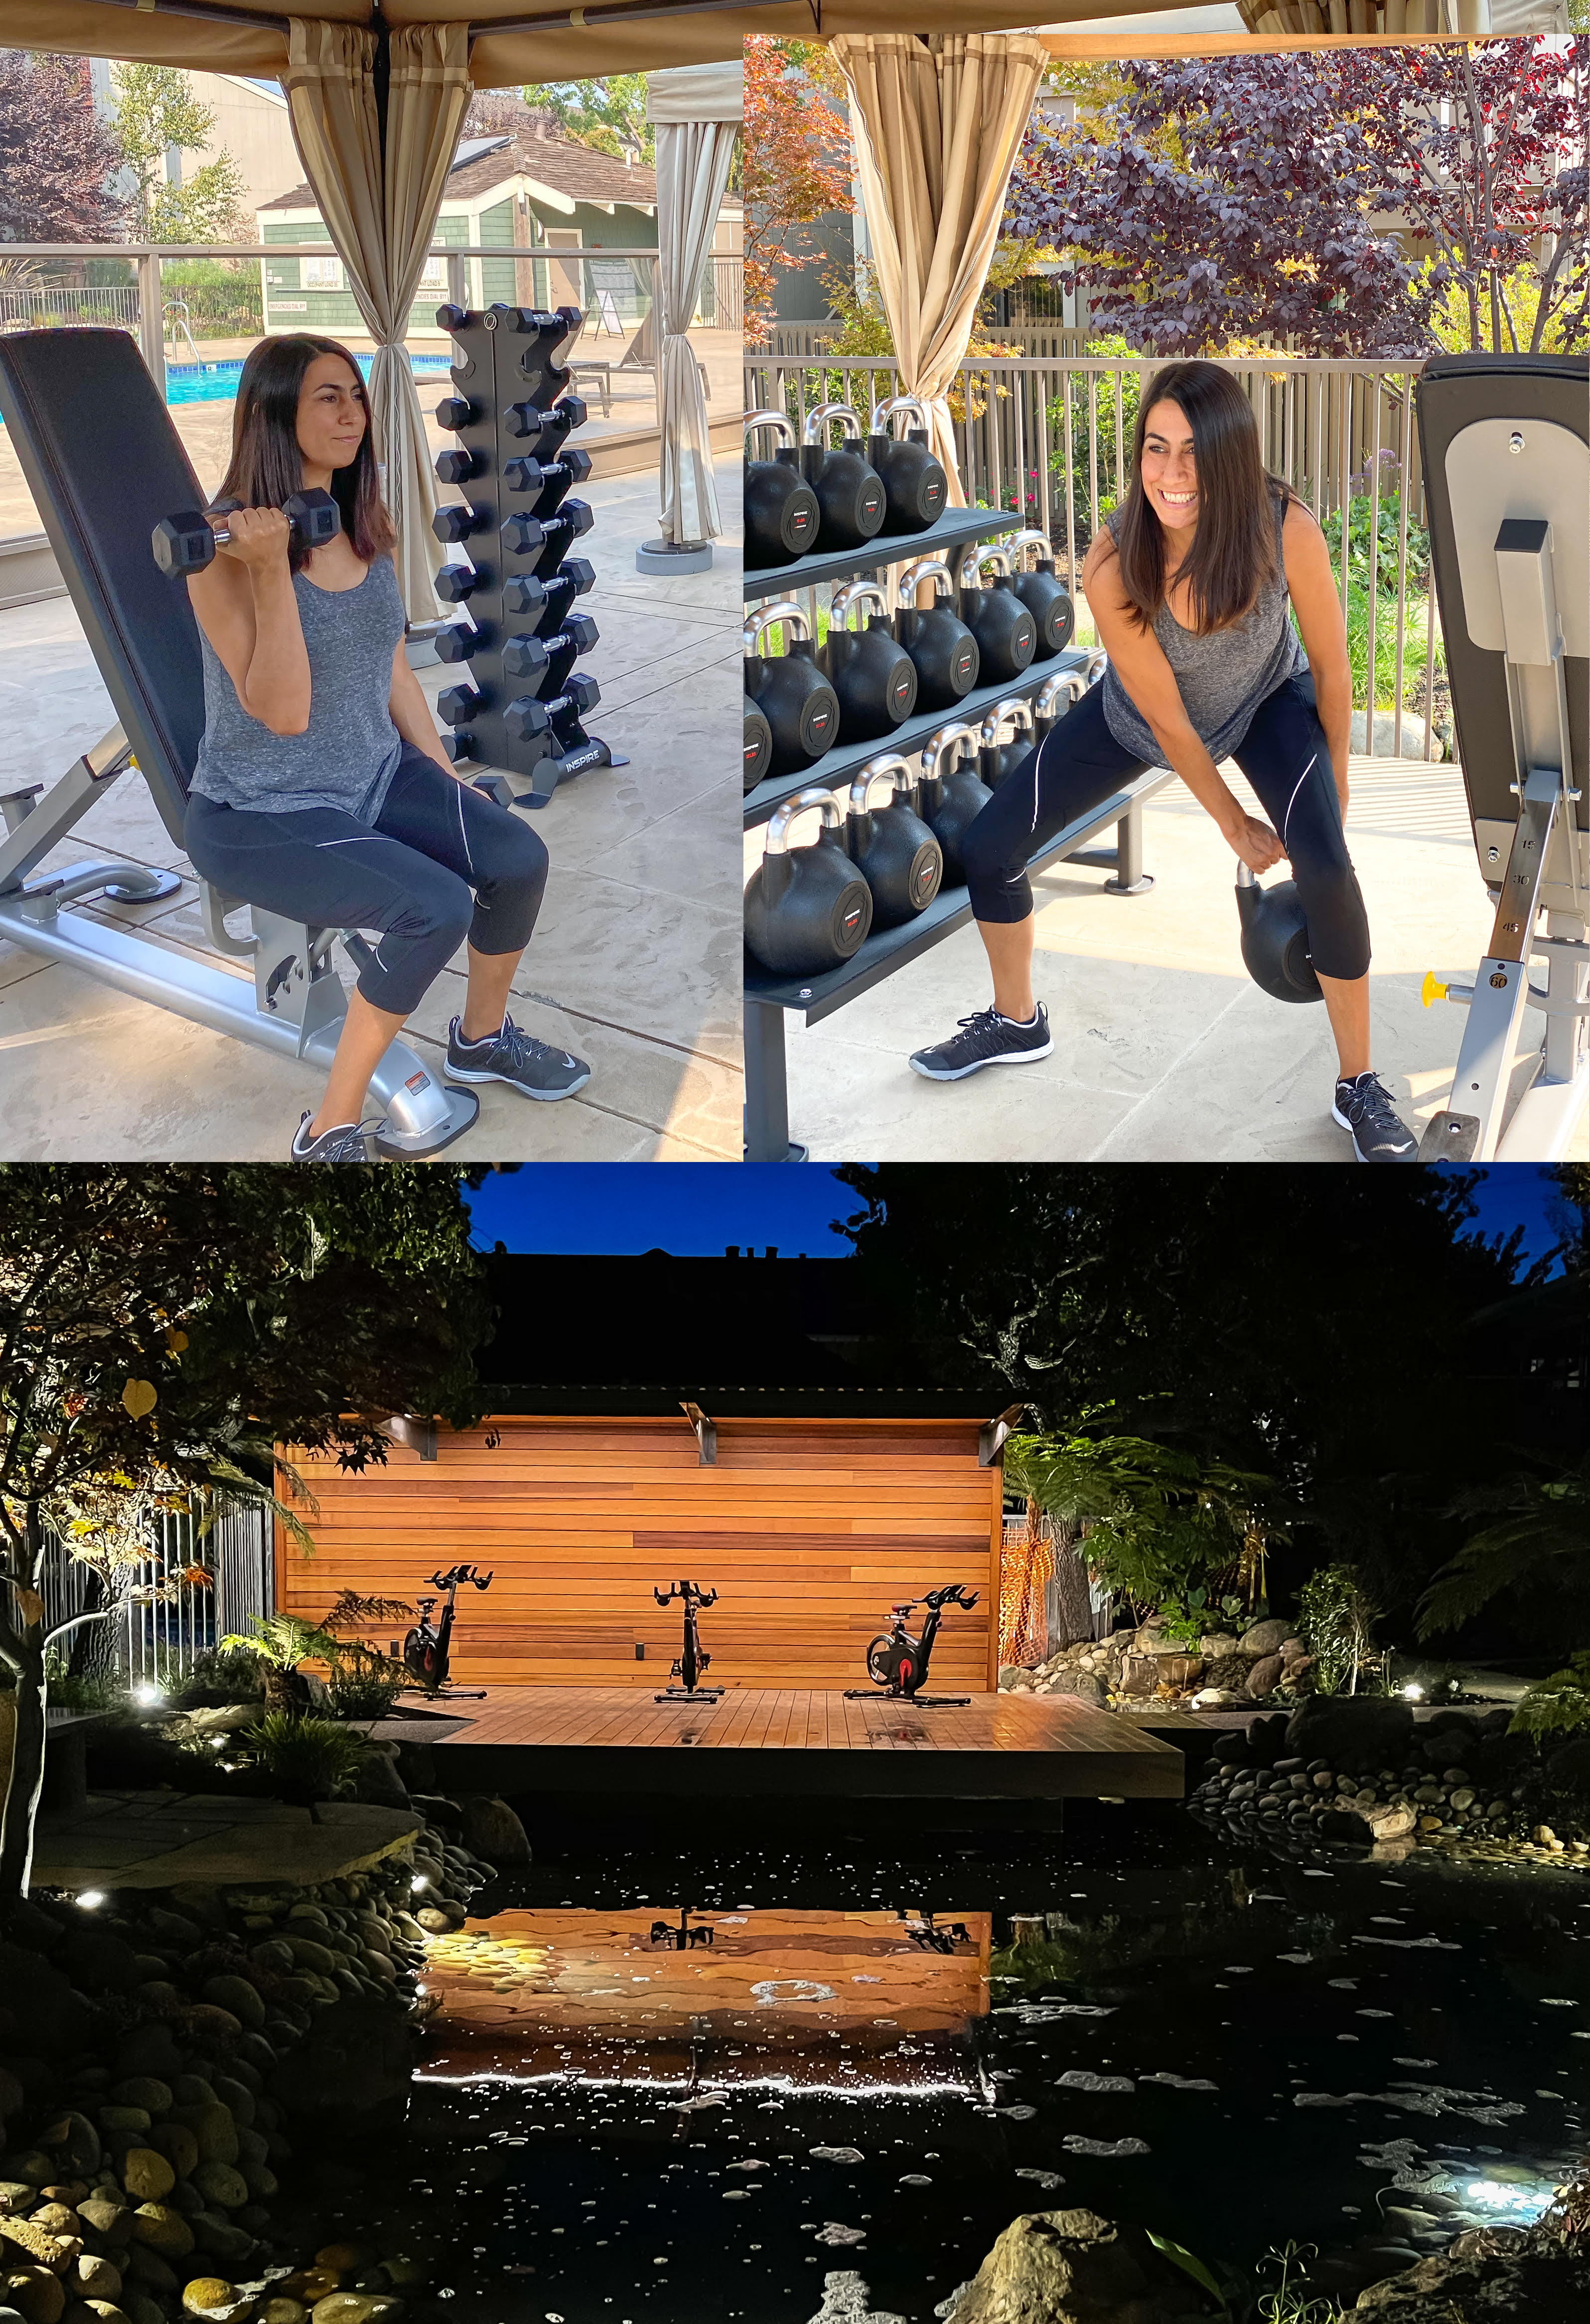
left=0, top=349, right=454, bottom=425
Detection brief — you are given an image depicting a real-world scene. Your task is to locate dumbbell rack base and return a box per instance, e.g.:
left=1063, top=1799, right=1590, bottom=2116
left=743, top=768, right=1173, bottom=1164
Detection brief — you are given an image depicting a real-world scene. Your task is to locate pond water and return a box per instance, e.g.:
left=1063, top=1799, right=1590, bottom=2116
left=380, top=1798, right=1587, bottom=2323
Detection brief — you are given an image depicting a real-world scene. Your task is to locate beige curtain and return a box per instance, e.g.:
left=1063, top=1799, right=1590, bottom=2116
left=282, top=19, right=472, bottom=623
left=651, top=118, right=738, bottom=546
left=829, top=31, right=1048, bottom=506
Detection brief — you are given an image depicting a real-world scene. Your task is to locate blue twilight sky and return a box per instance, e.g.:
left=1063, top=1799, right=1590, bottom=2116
left=463, top=1164, right=1570, bottom=1268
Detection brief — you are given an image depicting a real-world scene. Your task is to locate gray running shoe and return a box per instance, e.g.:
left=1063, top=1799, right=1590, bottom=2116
left=447, top=1012, right=591, bottom=1101
left=1332, top=1071, right=1417, bottom=1162
left=909, top=1002, right=1053, bottom=1082
left=290, top=1113, right=380, bottom=1162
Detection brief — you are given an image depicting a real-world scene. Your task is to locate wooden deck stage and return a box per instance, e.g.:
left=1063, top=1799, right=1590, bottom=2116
left=387, top=1686, right=1185, bottom=1801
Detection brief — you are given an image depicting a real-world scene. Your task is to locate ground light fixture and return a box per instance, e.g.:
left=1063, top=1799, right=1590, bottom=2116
left=134, top=1682, right=162, bottom=1706
left=77, top=1890, right=105, bottom=1909
left=1402, top=1683, right=1426, bottom=1700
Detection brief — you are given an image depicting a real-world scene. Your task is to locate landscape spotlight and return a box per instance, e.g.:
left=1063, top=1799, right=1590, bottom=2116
left=78, top=1890, right=105, bottom=1909
left=1402, top=1683, right=1425, bottom=1701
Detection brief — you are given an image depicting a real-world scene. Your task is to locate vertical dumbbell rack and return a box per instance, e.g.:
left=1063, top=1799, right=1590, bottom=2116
left=743, top=509, right=1170, bottom=1162
left=432, top=301, right=628, bottom=811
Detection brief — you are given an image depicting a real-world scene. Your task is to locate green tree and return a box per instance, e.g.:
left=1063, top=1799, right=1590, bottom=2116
left=536, top=74, right=655, bottom=167
left=108, top=63, right=248, bottom=244
left=1416, top=1451, right=1590, bottom=1640
left=0, top=1165, right=492, bottom=1916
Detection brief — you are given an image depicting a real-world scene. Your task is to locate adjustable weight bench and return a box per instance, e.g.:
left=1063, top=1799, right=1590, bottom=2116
left=0, top=327, right=478, bottom=1155
left=1416, top=350, right=1589, bottom=1161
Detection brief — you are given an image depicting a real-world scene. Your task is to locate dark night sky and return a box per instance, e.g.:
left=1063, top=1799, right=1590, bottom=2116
left=463, top=1164, right=1570, bottom=1268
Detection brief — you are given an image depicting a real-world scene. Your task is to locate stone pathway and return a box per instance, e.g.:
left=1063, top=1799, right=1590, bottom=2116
left=30, top=1787, right=419, bottom=1891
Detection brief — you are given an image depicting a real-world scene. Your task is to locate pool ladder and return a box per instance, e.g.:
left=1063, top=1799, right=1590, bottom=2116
left=165, top=300, right=202, bottom=367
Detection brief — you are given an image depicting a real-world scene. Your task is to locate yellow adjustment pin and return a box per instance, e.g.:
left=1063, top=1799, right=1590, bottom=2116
left=1421, top=971, right=1449, bottom=1009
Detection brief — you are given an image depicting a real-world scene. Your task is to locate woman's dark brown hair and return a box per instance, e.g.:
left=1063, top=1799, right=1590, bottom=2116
left=216, top=334, right=396, bottom=575
left=1112, top=360, right=1289, bottom=635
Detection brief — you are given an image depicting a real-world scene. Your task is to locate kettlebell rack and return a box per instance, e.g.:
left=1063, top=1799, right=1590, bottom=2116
left=430, top=300, right=628, bottom=811
left=743, top=511, right=1171, bottom=1163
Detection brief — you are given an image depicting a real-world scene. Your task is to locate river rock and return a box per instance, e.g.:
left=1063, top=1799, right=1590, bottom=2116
left=0, top=2220, right=79, bottom=2275
left=3, top=2269, right=66, bottom=2324
left=147, top=2124, right=198, bottom=2184
left=167, top=2111, right=235, bottom=2172
left=66, top=2260, right=120, bottom=2306
left=1197, top=1634, right=1238, bottom=1661
left=803, top=2272, right=906, bottom=2324
left=1353, top=2234, right=1590, bottom=2317
left=128, top=2209, right=192, bottom=2260
left=200, top=1981, right=264, bottom=2034
left=1286, top=1695, right=1415, bottom=1774
left=117, top=2157, right=171, bottom=2209
left=70, top=2210, right=128, bottom=2254
left=946, top=2209, right=1207, bottom=2322
left=308, top=2299, right=403, bottom=2324
left=0, top=1956, right=88, bottom=2062
left=110, top=2034, right=181, bottom=2089
left=1246, top=1655, right=1285, bottom=1698
left=456, top=1796, right=530, bottom=1866
left=180, top=2277, right=250, bottom=2322
left=190, top=2168, right=247, bottom=2216
left=62, top=2304, right=131, bottom=2324
left=1042, top=1672, right=1107, bottom=1705
left=35, top=2124, right=97, bottom=2183
left=1239, top=1619, right=1292, bottom=1657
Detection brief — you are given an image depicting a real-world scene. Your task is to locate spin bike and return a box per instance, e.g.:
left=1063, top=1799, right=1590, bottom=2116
left=654, top=1579, right=723, bottom=1703
left=845, top=1583, right=980, bottom=1707
left=400, top=1564, right=494, bottom=1698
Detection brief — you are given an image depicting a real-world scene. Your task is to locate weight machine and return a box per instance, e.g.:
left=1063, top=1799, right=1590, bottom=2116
left=1415, top=351, right=1589, bottom=1160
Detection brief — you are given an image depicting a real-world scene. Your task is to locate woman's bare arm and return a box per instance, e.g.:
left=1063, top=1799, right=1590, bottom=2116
left=1081, top=533, right=1284, bottom=873
left=388, top=639, right=459, bottom=776
left=1282, top=498, right=1354, bottom=816
left=185, top=507, right=311, bottom=737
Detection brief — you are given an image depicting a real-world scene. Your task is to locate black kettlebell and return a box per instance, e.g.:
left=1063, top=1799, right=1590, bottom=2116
left=743, top=409, right=820, bottom=569
left=802, top=402, right=886, bottom=553
left=914, top=721, right=992, bottom=884
left=957, top=544, right=1037, bottom=685
left=743, top=600, right=840, bottom=777
left=978, top=696, right=1036, bottom=790
left=1236, top=864, right=1323, bottom=1003
left=744, top=694, right=772, bottom=793
left=866, top=394, right=949, bottom=534
left=846, top=755, right=943, bottom=929
left=894, top=558, right=980, bottom=711
left=1010, top=528, right=1076, bottom=661
left=823, top=580, right=918, bottom=742
left=1030, top=667, right=1090, bottom=751
left=744, top=788, right=873, bottom=976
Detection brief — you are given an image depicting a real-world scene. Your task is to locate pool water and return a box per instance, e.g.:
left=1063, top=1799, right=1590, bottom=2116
left=323, top=1798, right=1588, bottom=2324
left=163, top=352, right=453, bottom=408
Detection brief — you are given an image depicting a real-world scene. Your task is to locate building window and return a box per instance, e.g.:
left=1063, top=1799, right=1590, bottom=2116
left=303, top=254, right=344, bottom=290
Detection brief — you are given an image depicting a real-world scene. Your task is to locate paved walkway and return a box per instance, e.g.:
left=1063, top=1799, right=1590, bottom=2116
left=30, top=1788, right=420, bottom=1891
left=752, top=751, right=1570, bottom=1162
left=0, top=459, right=740, bottom=1160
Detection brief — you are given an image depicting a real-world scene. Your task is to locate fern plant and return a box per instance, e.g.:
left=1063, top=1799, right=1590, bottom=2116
left=241, top=1711, right=369, bottom=1822
left=1510, top=1651, right=1590, bottom=1743
left=218, top=1612, right=344, bottom=1713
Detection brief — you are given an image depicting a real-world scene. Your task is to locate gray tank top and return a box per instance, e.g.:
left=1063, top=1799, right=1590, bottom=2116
left=189, top=553, right=406, bottom=820
left=1101, top=490, right=1302, bottom=764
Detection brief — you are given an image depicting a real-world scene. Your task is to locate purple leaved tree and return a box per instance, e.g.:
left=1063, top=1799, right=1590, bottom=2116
left=0, top=50, right=127, bottom=259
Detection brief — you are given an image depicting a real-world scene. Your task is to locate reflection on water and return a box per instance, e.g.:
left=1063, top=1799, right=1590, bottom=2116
left=419, top=1907, right=992, bottom=2097
left=385, top=1805, right=1587, bottom=2324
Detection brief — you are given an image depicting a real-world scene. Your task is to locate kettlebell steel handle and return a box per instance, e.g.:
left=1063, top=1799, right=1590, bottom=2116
left=959, top=543, right=1013, bottom=584
left=849, top=752, right=914, bottom=815
left=744, top=408, right=795, bottom=449
left=898, top=558, right=953, bottom=605
left=1008, top=529, right=1055, bottom=570
left=831, top=580, right=889, bottom=631
left=1035, top=670, right=1088, bottom=721
left=921, top=721, right=980, bottom=779
left=765, top=786, right=845, bottom=855
left=1235, top=862, right=1259, bottom=890
left=982, top=696, right=1034, bottom=746
left=803, top=401, right=864, bottom=446
left=743, top=598, right=810, bottom=654
left=1085, top=650, right=1109, bottom=688
left=870, top=393, right=928, bottom=436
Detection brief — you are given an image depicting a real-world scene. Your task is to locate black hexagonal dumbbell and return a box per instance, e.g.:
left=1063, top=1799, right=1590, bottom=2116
left=434, top=623, right=482, bottom=665
left=442, top=731, right=478, bottom=765
left=435, top=447, right=483, bottom=487
left=435, top=566, right=479, bottom=604
left=435, top=393, right=480, bottom=433
left=504, top=396, right=588, bottom=448
left=500, top=502, right=594, bottom=558
left=434, top=302, right=471, bottom=333
left=151, top=486, right=339, bottom=578
left=500, top=612, right=599, bottom=679
left=432, top=502, right=490, bottom=545
left=503, top=447, right=593, bottom=495
left=503, top=559, right=594, bottom=618
left=437, top=681, right=485, bottom=727
left=503, top=672, right=600, bottom=744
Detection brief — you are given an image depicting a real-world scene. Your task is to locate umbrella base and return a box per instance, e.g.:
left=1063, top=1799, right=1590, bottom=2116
left=636, top=538, right=714, bottom=574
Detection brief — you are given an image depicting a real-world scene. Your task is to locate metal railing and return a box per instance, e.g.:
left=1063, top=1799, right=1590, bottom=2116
left=0, top=284, right=140, bottom=331
left=747, top=350, right=1446, bottom=760
left=38, top=1497, right=274, bottom=1692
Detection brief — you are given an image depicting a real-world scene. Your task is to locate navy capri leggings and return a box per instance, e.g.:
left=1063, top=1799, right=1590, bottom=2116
left=184, top=743, right=549, bottom=1017
left=960, top=670, right=1371, bottom=982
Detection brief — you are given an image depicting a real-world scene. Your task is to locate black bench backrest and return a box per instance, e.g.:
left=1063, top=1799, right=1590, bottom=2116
left=0, top=328, right=209, bottom=847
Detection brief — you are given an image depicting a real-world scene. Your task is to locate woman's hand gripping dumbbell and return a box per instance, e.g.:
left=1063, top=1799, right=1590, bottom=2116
left=150, top=487, right=340, bottom=578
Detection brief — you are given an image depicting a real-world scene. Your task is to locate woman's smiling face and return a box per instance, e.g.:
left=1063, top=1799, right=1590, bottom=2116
left=1140, top=397, right=1199, bottom=533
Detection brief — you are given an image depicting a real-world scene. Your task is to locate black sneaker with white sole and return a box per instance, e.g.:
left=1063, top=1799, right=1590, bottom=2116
left=909, top=1002, right=1053, bottom=1082
left=290, top=1113, right=381, bottom=1162
left=1333, top=1070, right=1417, bottom=1162
left=446, top=1013, right=591, bottom=1101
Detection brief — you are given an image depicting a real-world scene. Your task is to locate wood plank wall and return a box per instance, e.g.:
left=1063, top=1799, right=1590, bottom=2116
left=276, top=1417, right=1003, bottom=1693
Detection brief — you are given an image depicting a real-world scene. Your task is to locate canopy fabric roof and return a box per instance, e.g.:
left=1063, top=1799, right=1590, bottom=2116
left=5, top=2, right=1201, bottom=88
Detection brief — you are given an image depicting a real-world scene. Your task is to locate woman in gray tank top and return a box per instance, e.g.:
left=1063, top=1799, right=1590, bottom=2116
left=910, top=359, right=1416, bottom=1162
left=182, top=333, right=588, bottom=1161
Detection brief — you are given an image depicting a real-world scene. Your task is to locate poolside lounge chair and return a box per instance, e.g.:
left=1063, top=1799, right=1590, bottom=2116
left=0, top=326, right=478, bottom=1154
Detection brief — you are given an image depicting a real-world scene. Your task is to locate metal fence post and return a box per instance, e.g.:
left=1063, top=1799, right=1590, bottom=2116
left=136, top=248, right=166, bottom=402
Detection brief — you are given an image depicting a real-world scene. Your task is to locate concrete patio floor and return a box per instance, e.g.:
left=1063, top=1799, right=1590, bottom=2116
left=756, top=751, right=1585, bottom=1162
left=0, top=459, right=740, bottom=1160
